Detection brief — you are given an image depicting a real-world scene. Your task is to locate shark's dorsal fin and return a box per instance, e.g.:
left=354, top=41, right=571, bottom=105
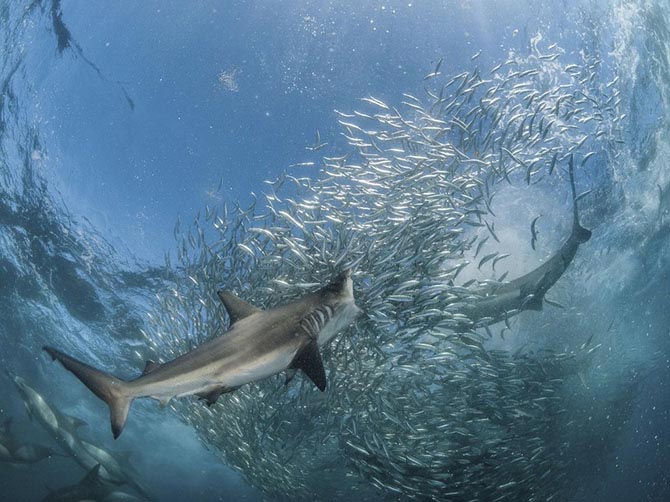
left=143, top=360, right=160, bottom=375
left=291, top=340, right=327, bottom=391
left=216, top=290, right=261, bottom=324
left=62, top=413, right=88, bottom=430
left=82, top=464, right=103, bottom=486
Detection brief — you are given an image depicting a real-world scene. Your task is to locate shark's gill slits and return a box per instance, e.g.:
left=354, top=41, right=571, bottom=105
left=301, top=306, right=334, bottom=339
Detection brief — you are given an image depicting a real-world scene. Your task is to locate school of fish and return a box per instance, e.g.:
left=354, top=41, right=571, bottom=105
left=139, top=44, right=625, bottom=501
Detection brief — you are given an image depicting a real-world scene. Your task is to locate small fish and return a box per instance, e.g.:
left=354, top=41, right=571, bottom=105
left=492, top=253, right=510, bottom=271
left=530, top=215, right=541, bottom=250
left=474, top=236, right=489, bottom=258
left=581, top=151, right=596, bottom=166
left=360, top=96, right=389, bottom=110
left=575, top=189, right=591, bottom=203
left=305, top=129, right=328, bottom=152
left=478, top=252, right=498, bottom=270
left=548, top=152, right=558, bottom=175
left=423, top=57, right=443, bottom=80
left=484, top=219, right=500, bottom=242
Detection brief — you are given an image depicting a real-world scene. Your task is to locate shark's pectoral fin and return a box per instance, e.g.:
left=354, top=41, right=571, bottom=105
left=291, top=340, right=327, bottom=392
left=522, top=293, right=544, bottom=311
left=216, top=290, right=262, bottom=324
left=197, top=386, right=237, bottom=407
left=142, top=360, right=160, bottom=375
left=575, top=225, right=592, bottom=243
left=284, top=369, right=298, bottom=385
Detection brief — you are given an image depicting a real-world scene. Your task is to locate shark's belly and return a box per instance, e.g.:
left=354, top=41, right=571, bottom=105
left=138, top=337, right=302, bottom=400
left=219, top=343, right=300, bottom=388
left=465, top=288, right=522, bottom=321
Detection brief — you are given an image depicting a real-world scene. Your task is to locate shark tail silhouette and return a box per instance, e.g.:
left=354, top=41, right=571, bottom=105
left=568, top=153, right=592, bottom=243
left=43, top=346, right=133, bottom=439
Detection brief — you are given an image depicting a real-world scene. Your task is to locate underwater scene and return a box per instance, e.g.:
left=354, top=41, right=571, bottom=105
left=1, top=1, right=669, bottom=501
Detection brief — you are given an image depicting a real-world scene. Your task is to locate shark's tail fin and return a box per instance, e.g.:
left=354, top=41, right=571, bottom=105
left=567, top=154, right=592, bottom=243
left=43, top=346, right=134, bottom=439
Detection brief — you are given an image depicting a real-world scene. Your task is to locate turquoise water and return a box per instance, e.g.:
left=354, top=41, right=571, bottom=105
left=1, top=1, right=668, bottom=501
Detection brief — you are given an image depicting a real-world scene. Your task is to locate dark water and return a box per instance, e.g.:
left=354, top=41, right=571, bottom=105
left=1, top=1, right=669, bottom=501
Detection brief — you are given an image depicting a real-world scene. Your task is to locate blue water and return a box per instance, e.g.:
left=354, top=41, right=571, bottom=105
left=1, top=1, right=669, bottom=501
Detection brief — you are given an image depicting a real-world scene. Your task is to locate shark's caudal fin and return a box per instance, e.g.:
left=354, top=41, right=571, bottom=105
left=43, top=347, right=133, bottom=439
left=568, top=154, right=592, bottom=243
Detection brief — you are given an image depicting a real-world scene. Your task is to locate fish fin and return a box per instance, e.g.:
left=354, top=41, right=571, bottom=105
left=523, top=294, right=544, bottom=311
left=291, top=340, right=327, bottom=391
left=216, top=291, right=261, bottom=324
left=567, top=154, right=591, bottom=243
left=81, top=464, right=103, bottom=485
left=575, top=225, right=592, bottom=243
left=142, top=360, right=160, bottom=375
left=284, top=369, right=298, bottom=385
left=43, top=347, right=134, bottom=439
left=63, top=413, right=88, bottom=430
left=197, top=386, right=237, bottom=407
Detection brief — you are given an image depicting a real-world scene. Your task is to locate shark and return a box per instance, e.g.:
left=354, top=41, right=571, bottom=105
left=461, top=154, right=592, bottom=327
left=43, top=463, right=145, bottom=502
left=0, top=418, right=63, bottom=465
left=44, top=269, right=361, bottom=439
left=11, top=376, right=154, bottom=501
